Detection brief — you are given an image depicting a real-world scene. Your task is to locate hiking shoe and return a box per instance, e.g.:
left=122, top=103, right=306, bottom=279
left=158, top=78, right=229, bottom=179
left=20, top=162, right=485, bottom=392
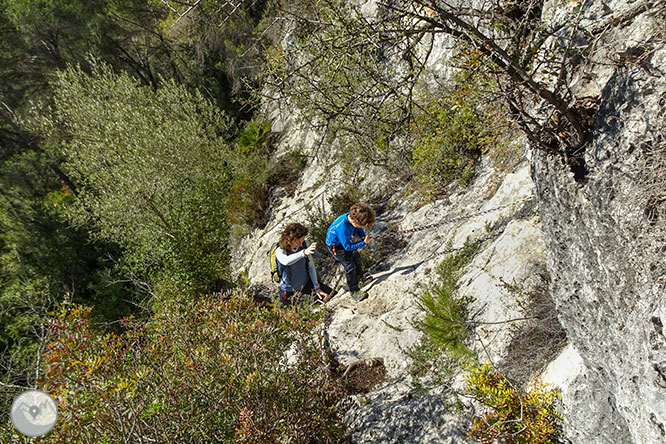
left=359, top=273, right=375, bottom=288
left=351, top=291, right=368, bottom=302
left=362, top=272, right=375, bottom=282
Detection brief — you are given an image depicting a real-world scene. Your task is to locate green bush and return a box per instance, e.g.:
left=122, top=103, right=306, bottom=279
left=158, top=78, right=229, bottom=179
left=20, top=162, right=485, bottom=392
left=272, top=149, right=308, bottom=196
left=39, top=60, right=234, bottom=292
left=237, top=119, right=273, bottom=153
left=408, top=84, right=501, bottom=196
left=6, top=290, right=346, bottom=443
left=228, top=122, right=310, bottom=228
left=416, top=284, right=474, bottom=360
left=415, top=239, right=480, bottom=360
left=464, top=364, right=561, bottom=444
left=226, top=119, right=276, bottom=228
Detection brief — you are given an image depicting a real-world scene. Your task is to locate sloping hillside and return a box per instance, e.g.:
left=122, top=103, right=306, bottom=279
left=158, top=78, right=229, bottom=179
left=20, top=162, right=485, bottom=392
left=233, top=1, right=666, bottom=443
left=232, top=106, right=563, bottom=443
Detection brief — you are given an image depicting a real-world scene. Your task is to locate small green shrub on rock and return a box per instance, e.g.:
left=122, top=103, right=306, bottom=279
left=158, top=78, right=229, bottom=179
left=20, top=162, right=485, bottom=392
left=409, top=97, right=481, bottom=190
left=407, top=46, right=508, bottom=197
left=415, top=239, right=480, bottom=360
left=464, top=364, right=561, bottom=444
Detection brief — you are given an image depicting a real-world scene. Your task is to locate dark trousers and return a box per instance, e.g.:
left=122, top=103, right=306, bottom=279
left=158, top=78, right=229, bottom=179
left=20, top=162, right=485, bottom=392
left=279, top=280, right=333, bottom=308
left=327, top=245, right=362, bottom=293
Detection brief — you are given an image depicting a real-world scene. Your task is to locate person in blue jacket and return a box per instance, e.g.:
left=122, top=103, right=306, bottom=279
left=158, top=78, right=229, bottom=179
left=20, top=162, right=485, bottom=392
left=276, top=223, right=334, bottom=308
left=325, top=202, right=375, bottom=301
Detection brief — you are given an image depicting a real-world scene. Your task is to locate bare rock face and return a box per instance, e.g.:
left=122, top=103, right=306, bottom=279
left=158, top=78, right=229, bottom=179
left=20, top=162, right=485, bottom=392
left=532, top=31, right=666, bottom=444
left=342, top=380, right=469, bottom=444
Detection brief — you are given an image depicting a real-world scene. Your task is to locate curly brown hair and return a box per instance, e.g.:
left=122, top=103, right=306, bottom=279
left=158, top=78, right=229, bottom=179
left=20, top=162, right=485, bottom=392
left=349, top=203, right=375, bottom=227
left=279, top=223, right=309, bottom=250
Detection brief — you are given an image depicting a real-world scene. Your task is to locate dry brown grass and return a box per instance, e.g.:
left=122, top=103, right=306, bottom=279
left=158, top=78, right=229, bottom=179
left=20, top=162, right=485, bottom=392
left=500, top=274, right=567, bottom=389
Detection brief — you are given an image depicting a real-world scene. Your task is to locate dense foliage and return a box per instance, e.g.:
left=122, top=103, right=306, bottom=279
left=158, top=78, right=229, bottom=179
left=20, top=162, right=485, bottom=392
left=407, top=57, right=509, bottom=194
left=39, top=61, right=235, bottom=291
left=0, top=291, right=346, bottom=443
left=0, top=146, right=134, bottom=411
left=0, top=0, right=279, bottom=411
left=465, top=364, right=561, bottom=444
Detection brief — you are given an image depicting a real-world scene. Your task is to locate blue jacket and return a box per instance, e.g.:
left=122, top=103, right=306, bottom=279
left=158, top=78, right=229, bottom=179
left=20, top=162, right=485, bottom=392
left=325, top=213, right=366, bottom=251
left=275, top=241, right=321, bottom=293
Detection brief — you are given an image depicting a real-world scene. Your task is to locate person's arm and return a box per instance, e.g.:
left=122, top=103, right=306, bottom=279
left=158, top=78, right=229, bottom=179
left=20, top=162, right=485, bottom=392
left=275, top=247, right=306, bottom=266
left=306, top=255, right=320, bottom=290
left=354, top=227, right=367, bottom=238
left=337, top=223, right=365, bottom=251
left=303, top=240, right=322, bottom=259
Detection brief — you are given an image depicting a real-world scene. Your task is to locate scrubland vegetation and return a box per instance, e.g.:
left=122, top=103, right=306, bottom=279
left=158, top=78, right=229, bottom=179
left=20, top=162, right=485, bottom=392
left=1, top=0, right=640, bottom=441
left=411, top=241, right=563, bottom=444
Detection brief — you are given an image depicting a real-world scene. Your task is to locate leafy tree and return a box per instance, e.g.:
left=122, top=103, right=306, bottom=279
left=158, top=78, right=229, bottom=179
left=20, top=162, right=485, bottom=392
left=0, top=150, right=133, bottom=412
left=0, top=0, right=155, bottom=103
left=0, top=0, right=279, bottom=160
left=261, top=0, right=597, bottom=177
left=0, top=0, right=258, bottom=119
left=38, top=61, right=235, bottom=291
left=153, top=0, right=279, bottom=119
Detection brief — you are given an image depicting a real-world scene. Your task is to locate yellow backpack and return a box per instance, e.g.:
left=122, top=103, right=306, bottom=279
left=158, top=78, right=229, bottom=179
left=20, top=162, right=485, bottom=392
left=269, top=243, right=282, bottom=283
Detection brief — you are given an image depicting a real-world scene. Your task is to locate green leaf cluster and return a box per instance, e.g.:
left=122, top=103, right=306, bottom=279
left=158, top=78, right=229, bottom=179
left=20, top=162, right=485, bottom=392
left=225, top=119, right=276, bottom=227
left=465, top=364, right=561, bottom=444
left=408, top=90, right=492, bottom=193
left=39, top=61, right=235, bottom=291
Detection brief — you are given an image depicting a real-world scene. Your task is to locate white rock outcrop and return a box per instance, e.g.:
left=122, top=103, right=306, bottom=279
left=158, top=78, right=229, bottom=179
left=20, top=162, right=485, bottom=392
left=232, top=1, right=666, bottom=442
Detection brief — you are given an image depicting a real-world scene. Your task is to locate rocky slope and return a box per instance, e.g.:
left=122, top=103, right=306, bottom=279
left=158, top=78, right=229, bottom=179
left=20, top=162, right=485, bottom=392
left=232, top=114, right=556, bottom=443
left=232, top=0, right=666, bottom=442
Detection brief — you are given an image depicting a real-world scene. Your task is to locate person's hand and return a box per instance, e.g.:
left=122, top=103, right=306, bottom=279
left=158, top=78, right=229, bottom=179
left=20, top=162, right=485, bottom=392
left=304, top=242, right=317, bottom=256
left=317, top=288, right=333, bottom=303
left=364, top=235, right=373, bottom=244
